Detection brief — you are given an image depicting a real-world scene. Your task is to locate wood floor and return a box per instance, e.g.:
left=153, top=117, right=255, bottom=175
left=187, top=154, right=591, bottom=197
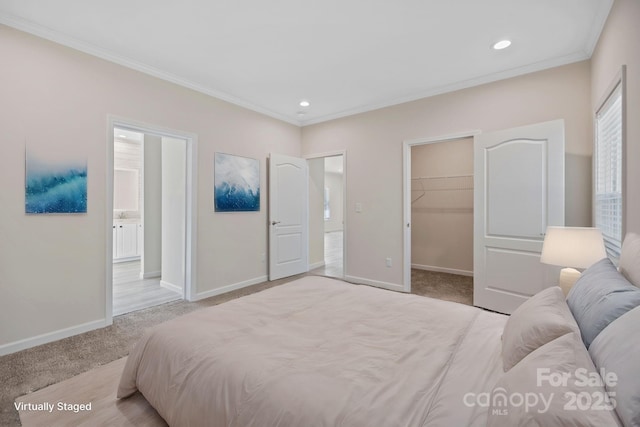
left=113, top=261, right=181, bottom=316
left=17, top=357, right=167, bottom=427
left=311, top=230, right=344, bottom=278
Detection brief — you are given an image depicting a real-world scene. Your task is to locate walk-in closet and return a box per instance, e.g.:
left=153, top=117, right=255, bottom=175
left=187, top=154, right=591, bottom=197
left=411, top=137, right=474, bottom=277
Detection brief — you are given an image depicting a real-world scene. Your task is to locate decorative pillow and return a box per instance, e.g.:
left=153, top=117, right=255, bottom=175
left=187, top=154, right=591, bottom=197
left=619, top=232, right=640, bottom=287
left=501, top=286, right=579, bottom=371
left=567, top=257, right=640, bottom=348
left=487, top=332, right=621, bottom=427
left=589, top=305, right=640, bottom=427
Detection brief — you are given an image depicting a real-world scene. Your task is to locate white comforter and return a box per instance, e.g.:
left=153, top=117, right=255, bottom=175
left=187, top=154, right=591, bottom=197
left=118, top=276, right=507, bottom=427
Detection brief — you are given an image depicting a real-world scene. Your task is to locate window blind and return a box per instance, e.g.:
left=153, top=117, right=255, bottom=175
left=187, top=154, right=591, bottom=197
left=595, top=83, right=623, bottom=259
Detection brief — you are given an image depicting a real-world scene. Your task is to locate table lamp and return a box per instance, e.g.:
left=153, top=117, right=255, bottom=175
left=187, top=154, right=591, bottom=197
left=540, top=226, right=607, bottom=295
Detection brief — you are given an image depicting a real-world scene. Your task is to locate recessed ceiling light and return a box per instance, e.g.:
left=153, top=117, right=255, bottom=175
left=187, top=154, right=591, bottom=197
left=299, top=100, right=310, bottom=107
left=492, top=40, right=512, bottom=50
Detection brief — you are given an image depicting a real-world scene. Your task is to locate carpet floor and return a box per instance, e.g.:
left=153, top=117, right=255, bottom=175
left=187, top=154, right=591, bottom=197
left=411, top=268, right=474, bottom=305
left=1, top=271, right=473, bottom=426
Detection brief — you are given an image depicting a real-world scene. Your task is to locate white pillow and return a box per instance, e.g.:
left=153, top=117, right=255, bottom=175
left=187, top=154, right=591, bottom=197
left=589, top=305, right=640, bottom=427
left=488, top=332, right=621, bottom=427
left=502, top=286, right=580, bottom=371
left=619, top=232, right=640, bottom=287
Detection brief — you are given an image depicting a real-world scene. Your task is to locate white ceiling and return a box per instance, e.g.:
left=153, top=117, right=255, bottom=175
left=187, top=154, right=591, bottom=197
left=0, top=0, right=612, bottom=126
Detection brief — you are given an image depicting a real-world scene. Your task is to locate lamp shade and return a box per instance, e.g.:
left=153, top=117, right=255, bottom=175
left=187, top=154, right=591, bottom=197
left=540, top=227, right=607, bottom=268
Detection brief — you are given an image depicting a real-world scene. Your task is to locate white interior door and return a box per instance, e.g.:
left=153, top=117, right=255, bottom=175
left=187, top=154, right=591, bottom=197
left=269, top=153, right=309, bottom=280
left=474, top=120, right=565, bottom=314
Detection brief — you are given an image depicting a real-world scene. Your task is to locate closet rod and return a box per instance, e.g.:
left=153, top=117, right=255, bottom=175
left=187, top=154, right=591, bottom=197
left=412, top=174, right=473, bottom=180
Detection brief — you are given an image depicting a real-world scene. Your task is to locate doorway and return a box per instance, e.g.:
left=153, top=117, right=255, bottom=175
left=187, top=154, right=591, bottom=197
left=106, top=117, right=197, bottom=321
left=407, top=137, right=474, bottom=303
left=403, top=121, right=565, bottom=311
left=403, top=132, right=477, bottom=293
left=307, top=153, right=346, bottom=279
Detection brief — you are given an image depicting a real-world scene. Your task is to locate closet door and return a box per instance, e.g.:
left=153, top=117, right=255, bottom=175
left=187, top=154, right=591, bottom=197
left=474, top=120, right=564, bottom=314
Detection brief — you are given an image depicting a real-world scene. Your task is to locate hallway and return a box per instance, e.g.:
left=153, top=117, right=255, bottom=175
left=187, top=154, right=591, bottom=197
left=113, top=261, right=181, bottom=316
left=311, top=230, right=343, bottom=278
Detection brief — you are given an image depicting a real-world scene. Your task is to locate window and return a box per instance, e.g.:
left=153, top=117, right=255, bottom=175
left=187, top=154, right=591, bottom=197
left=594, top=69, right=625, bottom=260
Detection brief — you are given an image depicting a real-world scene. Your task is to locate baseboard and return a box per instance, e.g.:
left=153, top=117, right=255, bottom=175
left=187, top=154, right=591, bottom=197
left=411, top=264, right=473, bottom=277
left=192, top=275, right=268, bottom=301
left=344, top=275, right=405, bottom=293
left=160, top=280, right=183, bottom=294
left=140, top=271, right=161, bottom=280
left=309, top=261, right=325, bottom=270
left=0, top=319, right=109, bottom=357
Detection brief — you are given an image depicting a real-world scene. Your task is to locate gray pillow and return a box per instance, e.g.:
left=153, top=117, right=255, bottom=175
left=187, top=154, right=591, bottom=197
left=619, top=232, right=640, bottom=287
left=589, top=305, right=640, bottom=427
left=567, top=257, right=640, bottom=348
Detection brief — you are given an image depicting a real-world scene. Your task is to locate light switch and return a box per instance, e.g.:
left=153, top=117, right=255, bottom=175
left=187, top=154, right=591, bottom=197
left=355, top=202, right=362, bottom=213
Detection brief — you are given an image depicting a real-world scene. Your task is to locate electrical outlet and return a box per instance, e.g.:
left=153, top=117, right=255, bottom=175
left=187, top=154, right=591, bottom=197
left=261, top=253, right=266, bottom=263
left=386, top=257, right=392, bottom=267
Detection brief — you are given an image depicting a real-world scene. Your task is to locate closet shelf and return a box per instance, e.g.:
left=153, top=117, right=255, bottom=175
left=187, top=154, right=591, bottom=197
left=411, top=174, right=473, bottom=203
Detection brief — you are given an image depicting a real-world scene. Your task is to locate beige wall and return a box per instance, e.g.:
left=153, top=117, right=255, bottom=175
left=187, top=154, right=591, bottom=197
left=0, top=25, right=301, bottom=353
left=411, top=138, right=473, bottom=274
left=591, top=0, right=640, bottom=234
left=302, top=61, right=593, bottom=288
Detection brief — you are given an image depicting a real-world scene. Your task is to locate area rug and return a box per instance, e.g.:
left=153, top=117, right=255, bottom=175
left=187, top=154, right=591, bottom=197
left=16, top=358, right=165, bottom=426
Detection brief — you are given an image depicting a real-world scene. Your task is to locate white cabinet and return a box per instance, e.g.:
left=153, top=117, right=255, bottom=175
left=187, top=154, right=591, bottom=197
left=113, top=222, right=142, bottom=261
left=113, top=226, right=117, bottom=259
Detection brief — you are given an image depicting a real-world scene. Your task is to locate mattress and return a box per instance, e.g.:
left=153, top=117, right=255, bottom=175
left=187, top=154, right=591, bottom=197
left=118, top=276, right=507, bottom=426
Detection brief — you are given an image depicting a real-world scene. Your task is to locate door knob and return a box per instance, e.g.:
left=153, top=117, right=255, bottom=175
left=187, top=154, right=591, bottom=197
left=271, top=221, right=281, bottom=226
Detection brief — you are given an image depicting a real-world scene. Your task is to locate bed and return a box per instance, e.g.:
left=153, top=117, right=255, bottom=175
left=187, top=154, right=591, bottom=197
left=118, top=233, right=640, bottom=427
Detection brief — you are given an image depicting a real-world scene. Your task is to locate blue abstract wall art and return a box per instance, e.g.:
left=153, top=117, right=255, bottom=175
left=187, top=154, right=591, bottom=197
left=25, top=148, right=88, bottom=214
left=214, top=153, right=260, bottom=212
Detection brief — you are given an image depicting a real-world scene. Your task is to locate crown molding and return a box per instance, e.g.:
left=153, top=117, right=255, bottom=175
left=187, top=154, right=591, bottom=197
left=2, top=3, right=612, bottom=129
left=300, top=51, right=590, bottom=126
left=0, top=14, right=302, bottom=127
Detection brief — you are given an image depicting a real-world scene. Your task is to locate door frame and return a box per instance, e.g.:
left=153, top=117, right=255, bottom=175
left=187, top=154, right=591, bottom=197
left=106, top=115, right=198, bottom=324
left=304, top=150, right=347, bottom=278
left=402, top=131, right=479, bottom=292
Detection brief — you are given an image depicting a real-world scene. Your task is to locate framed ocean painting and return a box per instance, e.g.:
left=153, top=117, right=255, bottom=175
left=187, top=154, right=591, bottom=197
left=214, top=153, right=260, bottom=212
left=25, top=147, right=88, bottom=214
